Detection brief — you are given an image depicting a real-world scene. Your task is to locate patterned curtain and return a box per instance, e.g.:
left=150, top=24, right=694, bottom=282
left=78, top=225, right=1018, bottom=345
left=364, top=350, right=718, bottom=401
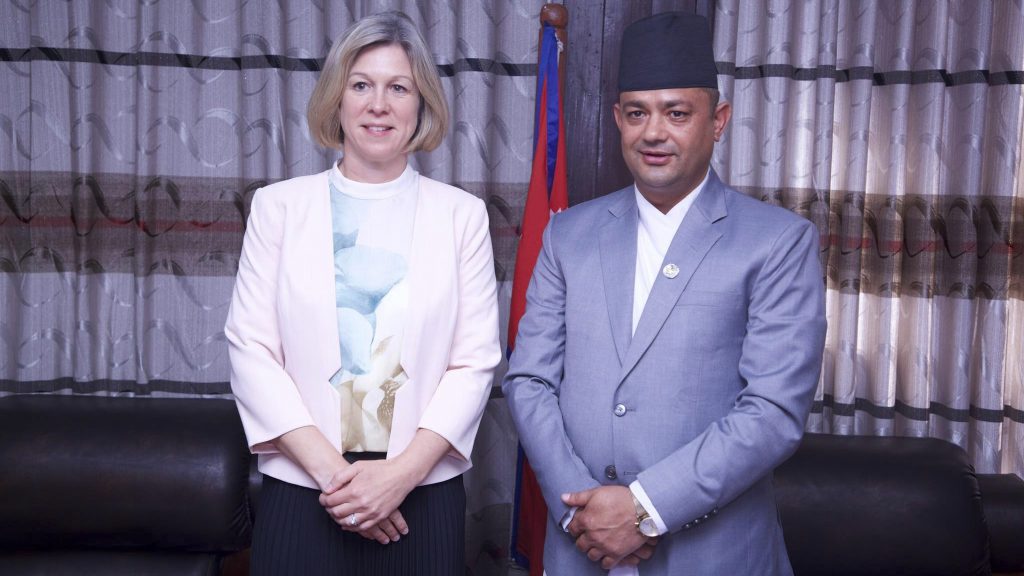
left=712, top=0, right=1023, bottom=479
left=0, top=1, right=539, bottom=572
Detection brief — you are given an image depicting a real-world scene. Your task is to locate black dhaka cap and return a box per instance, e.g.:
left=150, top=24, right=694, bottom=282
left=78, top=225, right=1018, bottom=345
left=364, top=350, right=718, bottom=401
left=618, top=12, right=718, bottom=92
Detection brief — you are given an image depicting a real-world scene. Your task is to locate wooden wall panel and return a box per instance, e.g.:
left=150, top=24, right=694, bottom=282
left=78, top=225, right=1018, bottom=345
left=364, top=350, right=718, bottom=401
left=561, top=0, right=609, bottom=207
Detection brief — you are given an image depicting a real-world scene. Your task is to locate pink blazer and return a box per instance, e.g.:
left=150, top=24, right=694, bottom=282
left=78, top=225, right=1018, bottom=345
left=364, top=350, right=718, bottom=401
left=225, top=169, right=501, bottom=489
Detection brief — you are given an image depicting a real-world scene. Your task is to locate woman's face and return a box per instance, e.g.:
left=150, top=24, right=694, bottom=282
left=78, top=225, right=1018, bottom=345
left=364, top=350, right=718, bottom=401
left=337, top=43, right=420, bottom=183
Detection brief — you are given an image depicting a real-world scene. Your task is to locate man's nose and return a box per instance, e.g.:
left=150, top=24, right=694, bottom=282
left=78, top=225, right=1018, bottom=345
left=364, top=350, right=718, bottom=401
left=642, top=115, right=668, bottom=141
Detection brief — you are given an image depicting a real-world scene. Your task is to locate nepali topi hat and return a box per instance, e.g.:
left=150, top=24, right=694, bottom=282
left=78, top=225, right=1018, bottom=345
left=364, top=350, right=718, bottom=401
left=618, top=12, right=718, bottom=92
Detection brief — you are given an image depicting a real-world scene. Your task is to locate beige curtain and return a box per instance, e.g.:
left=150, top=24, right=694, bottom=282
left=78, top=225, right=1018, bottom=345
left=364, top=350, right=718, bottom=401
left=713, top=0, right=1023, bottom=478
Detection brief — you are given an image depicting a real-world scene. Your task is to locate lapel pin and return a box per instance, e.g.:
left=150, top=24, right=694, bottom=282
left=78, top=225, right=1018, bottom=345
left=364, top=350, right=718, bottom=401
left=662, top=263, right=680, bottom=279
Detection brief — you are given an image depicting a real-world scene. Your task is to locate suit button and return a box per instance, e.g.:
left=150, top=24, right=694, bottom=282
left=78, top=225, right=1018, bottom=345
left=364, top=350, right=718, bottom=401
left=613, top=403, right=627, bottom=416
left=683, top=522, right=693, bottom=530
left=604, top=465, right=617, bottom=479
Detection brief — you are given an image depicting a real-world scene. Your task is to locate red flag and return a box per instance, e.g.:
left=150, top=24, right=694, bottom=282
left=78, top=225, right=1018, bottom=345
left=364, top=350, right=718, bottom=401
left=509, top=22, right=567, bottom=576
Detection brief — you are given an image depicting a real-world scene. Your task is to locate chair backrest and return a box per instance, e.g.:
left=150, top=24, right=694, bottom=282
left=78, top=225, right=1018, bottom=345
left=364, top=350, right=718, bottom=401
left=774, top=433, right=990, bottom=576
left=0, top=394, right=253, bottom=553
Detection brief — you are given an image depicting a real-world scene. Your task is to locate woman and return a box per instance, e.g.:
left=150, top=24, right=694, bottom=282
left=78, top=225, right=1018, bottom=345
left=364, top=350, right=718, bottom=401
left=225, top=11, right=501, bottom=575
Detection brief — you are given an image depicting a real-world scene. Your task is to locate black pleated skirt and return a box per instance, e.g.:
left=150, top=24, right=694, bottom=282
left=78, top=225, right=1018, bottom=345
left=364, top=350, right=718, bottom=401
left=251, top=454, right=465, bottom=576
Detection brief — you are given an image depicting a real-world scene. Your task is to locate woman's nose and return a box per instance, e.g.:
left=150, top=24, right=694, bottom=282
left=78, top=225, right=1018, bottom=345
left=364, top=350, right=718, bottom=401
left=368, top=89, right=388, bottom=113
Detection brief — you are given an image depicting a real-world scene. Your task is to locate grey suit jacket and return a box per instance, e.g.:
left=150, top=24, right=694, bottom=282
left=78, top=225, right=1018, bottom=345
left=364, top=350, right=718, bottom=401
left=504, top=170, right=827, bottom=575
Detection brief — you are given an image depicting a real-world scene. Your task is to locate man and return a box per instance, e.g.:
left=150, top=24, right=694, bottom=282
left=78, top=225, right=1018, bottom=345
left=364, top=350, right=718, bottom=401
left=503, top=12, right=826, bottom=576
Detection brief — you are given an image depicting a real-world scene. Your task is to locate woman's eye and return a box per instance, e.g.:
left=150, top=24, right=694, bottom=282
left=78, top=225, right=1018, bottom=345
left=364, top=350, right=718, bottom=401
left=352, top=81, right=369, bottom=91
left=391, top=84, right=408, bottom=94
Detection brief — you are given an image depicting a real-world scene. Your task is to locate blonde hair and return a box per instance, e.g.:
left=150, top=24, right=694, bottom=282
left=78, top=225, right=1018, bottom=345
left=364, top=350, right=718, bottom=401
left=307, top=11, right=449, bottom=152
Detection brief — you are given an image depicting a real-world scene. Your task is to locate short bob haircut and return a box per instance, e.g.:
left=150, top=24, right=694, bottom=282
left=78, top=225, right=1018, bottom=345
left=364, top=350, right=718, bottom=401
left=307, top=11, right=449, bottom=153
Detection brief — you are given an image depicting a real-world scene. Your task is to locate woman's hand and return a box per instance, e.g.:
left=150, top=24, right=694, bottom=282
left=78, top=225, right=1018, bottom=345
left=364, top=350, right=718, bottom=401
left=347, top=509, right=410, bottom=544
left=320, top=458, right=418, bottom=534
left=268, top=427, right=408, bottom=543
left=318, top=429, right=454, bottom=539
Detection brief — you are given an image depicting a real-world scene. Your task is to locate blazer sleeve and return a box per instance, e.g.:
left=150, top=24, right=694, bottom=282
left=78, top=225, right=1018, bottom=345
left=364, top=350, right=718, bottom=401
left=503, top=217, right=602, bottom=522
left=416, top=197, right=502, bottom=461
left=637, top=217, right=826, bottom=531
left=225, top=188, right=316, bottom=453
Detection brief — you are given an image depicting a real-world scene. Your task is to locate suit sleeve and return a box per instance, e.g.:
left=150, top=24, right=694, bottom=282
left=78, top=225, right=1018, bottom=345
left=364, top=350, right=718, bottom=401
left=637, top=218, right=826, bottom=531
left=503, top=218, right=602, bottom=522
left=417, top=197, right=502, bottom=461
left=225, top=189, right=316, bottom=453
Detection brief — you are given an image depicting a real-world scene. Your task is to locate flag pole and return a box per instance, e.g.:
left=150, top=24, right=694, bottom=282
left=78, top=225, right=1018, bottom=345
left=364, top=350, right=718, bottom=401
left=540, top=4, right=568, bottom=87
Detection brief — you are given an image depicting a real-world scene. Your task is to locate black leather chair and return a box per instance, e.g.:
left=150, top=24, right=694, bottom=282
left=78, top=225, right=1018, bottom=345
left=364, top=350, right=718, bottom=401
left=775, top=433, right=996, bottom=576
left=977, top=473, right=1024, bottom=574
left=0, top=394, right=254, bottom=576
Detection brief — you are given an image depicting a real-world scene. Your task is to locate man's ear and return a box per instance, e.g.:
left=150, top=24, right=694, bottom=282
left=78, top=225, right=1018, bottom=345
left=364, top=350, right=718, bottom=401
left=613, top=101, right=623, bottom=132
left=713, top=101, right=732, bottom=142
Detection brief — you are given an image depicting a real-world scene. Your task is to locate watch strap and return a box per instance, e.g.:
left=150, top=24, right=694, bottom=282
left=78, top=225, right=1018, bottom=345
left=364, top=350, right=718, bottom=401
left=631, top=493, right=649, bottom=523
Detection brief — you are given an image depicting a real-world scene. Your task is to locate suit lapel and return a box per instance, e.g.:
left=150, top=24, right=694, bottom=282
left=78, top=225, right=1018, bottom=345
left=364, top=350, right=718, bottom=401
left=599, top=190, right=638, bottom=365
left=618, top=174, right=728, bottom=383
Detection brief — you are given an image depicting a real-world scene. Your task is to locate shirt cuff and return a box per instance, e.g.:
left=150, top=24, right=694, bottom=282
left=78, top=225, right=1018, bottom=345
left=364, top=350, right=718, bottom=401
left=560, top=506, right=578, bottom=532
left=629, top=480, right=668, bottom=535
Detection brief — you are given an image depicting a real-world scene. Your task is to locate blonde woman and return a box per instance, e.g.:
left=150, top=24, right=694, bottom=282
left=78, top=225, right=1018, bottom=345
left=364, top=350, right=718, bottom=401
left=225, top=11, right=500, bottom=575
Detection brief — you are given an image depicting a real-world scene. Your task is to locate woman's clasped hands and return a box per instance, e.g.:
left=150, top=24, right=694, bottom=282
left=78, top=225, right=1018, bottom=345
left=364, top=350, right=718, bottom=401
left=319, top=458, right=419, bottom=545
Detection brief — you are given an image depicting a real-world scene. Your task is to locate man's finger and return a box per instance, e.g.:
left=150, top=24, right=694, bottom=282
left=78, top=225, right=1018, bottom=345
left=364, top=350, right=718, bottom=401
left=573, top=531, right=591, bottom=553
left=566, top=518, right=582, bottom=541
left=619, top=554, right=642, bottom=566
left=561, top=488, right=594, bottom=507
left=634, top=544, right=655, bottom=560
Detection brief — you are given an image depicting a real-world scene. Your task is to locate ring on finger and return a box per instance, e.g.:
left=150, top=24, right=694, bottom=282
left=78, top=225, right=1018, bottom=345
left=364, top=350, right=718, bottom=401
left=348, top=513, right=358, bottom=526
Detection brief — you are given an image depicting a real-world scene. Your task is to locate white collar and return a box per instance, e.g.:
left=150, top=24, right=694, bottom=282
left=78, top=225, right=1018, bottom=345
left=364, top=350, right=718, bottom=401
left=328, top=162, right=418, bottom=200
left=634, top=168, right=710, bottom=235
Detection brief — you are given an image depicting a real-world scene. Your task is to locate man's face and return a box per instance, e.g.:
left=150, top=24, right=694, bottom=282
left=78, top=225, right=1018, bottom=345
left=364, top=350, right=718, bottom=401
left=613, top=87, right=731, bottom=211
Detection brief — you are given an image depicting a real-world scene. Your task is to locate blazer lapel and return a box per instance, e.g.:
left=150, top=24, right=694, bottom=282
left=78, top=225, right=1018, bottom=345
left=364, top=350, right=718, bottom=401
left=310, top=171, right=343, bottom=381
left=399, top=173, right=431, bottom=375
left=618, top=174, right=728, bottom=383
left=599, top=190, right=639, bottom=365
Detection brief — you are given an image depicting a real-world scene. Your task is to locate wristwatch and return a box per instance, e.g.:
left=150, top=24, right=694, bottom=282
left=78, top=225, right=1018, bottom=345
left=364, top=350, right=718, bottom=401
left=631, top=493, right=660, bottom=537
